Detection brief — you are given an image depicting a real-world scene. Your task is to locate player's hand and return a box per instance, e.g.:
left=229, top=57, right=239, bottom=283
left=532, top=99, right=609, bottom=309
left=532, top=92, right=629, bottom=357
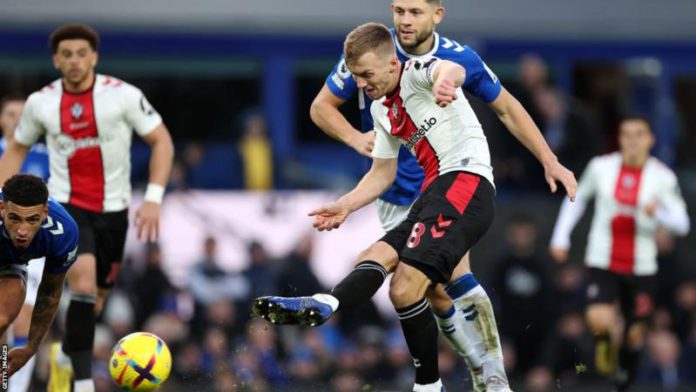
left=543, top=160, right=577, bottom=201
left=549, top=246, right=569, bottom=264
left=308, top=201, right=351, bottom=231
left=8, top=346, right=36, bottom=377
left=644, top=201, right=658, bottom=217
left=348, top=131, right=376, bottom=158
left=135, top=201, right=161, bottom=242
left=433, top=77, right=458, bottom=107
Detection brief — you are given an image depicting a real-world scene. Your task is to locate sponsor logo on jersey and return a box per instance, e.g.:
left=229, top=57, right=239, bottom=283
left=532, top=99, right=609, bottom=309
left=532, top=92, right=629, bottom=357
left=405, top=117, right=437, bottom=150
left=53, top=133, right=114, bottom=157
left=139, top=96, right=157, bottom=116
left=71, top=103, right=83, bottom=119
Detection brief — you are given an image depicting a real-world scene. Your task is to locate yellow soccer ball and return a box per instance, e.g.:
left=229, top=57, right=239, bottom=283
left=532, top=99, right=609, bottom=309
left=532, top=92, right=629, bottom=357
left=109, top=332, right=172, bottom=391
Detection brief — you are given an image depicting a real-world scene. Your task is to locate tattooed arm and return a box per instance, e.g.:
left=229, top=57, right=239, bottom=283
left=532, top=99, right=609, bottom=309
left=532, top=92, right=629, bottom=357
left=8, top=272, right=65, bottom=376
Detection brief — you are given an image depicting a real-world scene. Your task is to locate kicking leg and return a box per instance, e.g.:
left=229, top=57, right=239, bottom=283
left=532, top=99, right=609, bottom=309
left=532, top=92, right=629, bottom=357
left=390, top=262, right=442, bottom=392
left=253, top=241, right=397, bottom=325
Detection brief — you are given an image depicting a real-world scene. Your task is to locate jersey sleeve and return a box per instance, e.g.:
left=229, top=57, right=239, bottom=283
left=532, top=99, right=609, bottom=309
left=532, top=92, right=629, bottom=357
left=122, top=84, right=163, bottom=137
left=403, top=58, right=441, bottom=92
left=44, top=210, right=79, bottom=274
left=654, top=169, right=690, bottom=236
left=13, top=93, right=45, bottom=146
left=456, top=47, right=502, bottom=103
left=370, top=103, right=400, bottom=160
left=325, top=55, right=358, bottom=101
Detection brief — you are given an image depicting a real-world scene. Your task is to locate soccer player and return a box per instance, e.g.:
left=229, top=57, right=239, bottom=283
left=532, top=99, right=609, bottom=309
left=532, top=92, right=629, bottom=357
left=0, top=175, right=78, bottom=378
left=1, top=94, right=51, bottom=391
left=550, top=116, right=689, bottom=391
left=306, top=0, right=554, bottom=389
left=256, top=22, right=577, bottom=392
left=0, top=24, right=174, bottom=392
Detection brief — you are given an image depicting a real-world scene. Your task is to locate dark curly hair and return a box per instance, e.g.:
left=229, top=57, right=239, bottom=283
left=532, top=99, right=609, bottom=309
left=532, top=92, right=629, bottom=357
left=2, top=174, right=49, bottom=207
left=49, top=23, right=100, bottom=53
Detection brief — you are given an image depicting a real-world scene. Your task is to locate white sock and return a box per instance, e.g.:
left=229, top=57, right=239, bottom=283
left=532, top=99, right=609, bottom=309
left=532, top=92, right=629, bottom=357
left=413, top=378, right=443, bottom=392
left=9, top=355, right=36, bottom=391
left=447, top=277, right=508, bottom=387
left=312, top=293, right=339, bottom=312
left=74, top=378, right=95, bottom=392
left=433, top=306, right=483, bottom=369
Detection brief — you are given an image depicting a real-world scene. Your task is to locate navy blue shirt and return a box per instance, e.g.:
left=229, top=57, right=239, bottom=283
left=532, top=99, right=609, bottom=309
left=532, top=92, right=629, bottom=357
left=326, top=30, right=502, bottom=205
left=1, top=194, right=79, bottom=274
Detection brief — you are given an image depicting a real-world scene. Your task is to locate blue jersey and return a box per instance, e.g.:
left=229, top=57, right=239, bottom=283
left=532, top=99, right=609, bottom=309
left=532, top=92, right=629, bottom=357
left=0, top=194, right=79, bottom=274
left=326, top=30, right=502, bottom=205
left=0, top=138, right=50, bottom=181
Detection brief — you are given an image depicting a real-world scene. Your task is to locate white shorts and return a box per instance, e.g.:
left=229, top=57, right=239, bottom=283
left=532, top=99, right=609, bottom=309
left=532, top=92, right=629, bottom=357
left=376, top=198, right=415, bottom=232
left=24, top=258, right=45, bottom=306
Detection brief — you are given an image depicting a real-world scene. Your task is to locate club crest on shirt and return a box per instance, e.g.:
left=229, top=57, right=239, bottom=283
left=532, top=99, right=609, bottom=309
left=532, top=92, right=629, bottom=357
left=621, top=174, right=636, bottom=189
left=392, top=102, right=399, bottom=120
left=71, top=103, right=83, bottom=120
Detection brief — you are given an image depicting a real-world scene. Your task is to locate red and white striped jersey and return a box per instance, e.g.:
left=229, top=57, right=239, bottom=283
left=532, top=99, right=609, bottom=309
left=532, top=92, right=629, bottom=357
left=371, top=57, right=494, bottom=190
left=14, top=74, right=162, bottom=213
left=551, top=152, right=690, bottom=276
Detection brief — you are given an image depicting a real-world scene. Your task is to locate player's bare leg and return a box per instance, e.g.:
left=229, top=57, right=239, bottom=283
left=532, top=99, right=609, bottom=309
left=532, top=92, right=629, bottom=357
left=445, top=255, right=511, bottom=392
left=0, top=275, right=26, bottom=338
left=9, top=303, right=36, bottom=390
left=390, top=262, right=443, bottom=392
left=612, top=321, right=648, bottom=391
left=50, top=253, right=97, bottom=392
left=586, top=303, right=619, bottom=375
left=95, top=287, right=111, bottom=316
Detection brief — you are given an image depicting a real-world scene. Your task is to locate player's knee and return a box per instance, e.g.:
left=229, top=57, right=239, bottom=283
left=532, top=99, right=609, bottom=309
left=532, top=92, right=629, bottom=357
left=69, top=276, right=97, bottom=296
left=0, top=314, right=15, bottom=331
left=586, top=308, right=613, bottom=334
left=389, top=276, right=415, bottom=307
left=357, top=242, right=398, bottom=272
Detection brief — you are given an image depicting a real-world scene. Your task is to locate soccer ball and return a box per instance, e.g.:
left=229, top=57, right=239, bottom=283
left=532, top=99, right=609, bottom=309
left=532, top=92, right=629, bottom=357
left=109, top=332, right=172, bottom=391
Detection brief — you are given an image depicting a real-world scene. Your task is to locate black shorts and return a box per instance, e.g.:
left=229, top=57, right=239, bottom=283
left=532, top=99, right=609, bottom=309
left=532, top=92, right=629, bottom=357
left=62, top=203, right=128, bottom=289
left=380, top=171, right=495, bottom=284
left=586, top=267, right=656, bottom=324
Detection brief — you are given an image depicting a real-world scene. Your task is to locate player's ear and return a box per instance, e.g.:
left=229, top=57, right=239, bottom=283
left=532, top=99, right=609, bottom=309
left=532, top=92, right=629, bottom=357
left=433, top=6, right=445, bottom=25
left=52, top=54, right=60, bottom=70
left=92, top=51, right=99, bottom=67
left=42, top=204, right=49, bottom=219
left=390, top=56, right=400, bottom=72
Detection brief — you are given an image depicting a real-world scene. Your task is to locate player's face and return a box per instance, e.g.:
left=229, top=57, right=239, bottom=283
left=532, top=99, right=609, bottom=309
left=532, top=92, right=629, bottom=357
left=0, top=100, right=24, bottom=138
left=391, top=0, right=444, bottom=53
left=0, top=201, right=48, bottom=249
left=52, top=39, right=98, bottom=88
left=349, top=51, right=400, bottom=100
left=619, top=119, right=654, bottom=160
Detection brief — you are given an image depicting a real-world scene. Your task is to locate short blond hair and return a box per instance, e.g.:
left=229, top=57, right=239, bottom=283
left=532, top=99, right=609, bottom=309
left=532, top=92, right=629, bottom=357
left=343, top=22, right=395, bottom=68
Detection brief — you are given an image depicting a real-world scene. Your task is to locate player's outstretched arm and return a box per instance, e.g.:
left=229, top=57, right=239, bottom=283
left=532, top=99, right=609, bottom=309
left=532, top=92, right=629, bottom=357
left=489, top=88, right=577, bottom=201
left=0, top=138, right=30, bottom=186
left=136, top=124, right=174, bottom=242
left=8, top=272, right=65, bottom=376
left=309, top=157, right=397, bottom=231
left=310, top=84, right=375, bottom=157
left=431, top=60, right=465, bottom=107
